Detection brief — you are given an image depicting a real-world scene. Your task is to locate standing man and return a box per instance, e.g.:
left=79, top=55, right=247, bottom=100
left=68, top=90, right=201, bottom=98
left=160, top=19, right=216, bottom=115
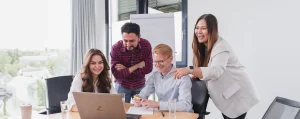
left=110, top=22, right=153, bottom=103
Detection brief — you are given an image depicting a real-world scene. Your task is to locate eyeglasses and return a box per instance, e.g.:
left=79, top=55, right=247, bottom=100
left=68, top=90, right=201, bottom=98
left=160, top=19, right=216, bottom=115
left=153, top=56, right=171, bottom=65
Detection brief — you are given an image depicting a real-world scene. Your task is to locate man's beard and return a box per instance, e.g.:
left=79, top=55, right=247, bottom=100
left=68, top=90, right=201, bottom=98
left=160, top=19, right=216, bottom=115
left=126, top=46, right=135, bottom=51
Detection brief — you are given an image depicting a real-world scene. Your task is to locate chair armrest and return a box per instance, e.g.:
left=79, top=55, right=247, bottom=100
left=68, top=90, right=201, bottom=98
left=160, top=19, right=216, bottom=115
left=199, top=112, right=210, bottom=116
left=38, top=109, right=48, bottom=115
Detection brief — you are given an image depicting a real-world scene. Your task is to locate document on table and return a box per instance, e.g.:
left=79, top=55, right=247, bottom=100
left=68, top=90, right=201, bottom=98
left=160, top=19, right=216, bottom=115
left=127, top=106, right=154, bottom=115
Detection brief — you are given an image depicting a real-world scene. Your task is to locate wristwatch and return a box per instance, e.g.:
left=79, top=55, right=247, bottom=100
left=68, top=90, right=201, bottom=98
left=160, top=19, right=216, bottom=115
left=189, top=66, right=194, bottom=74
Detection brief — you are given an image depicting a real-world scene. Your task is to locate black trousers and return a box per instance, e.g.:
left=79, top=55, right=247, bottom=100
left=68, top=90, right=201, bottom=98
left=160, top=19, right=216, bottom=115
left=222, top=113, right=247, bottom=119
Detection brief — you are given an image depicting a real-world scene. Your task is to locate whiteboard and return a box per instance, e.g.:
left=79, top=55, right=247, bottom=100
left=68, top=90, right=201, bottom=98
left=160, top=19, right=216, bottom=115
left=130, top=13, right=176, bottom=65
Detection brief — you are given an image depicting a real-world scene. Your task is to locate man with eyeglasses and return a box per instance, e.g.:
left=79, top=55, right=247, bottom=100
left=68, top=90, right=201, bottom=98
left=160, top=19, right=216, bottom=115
left=133, top=44, right=193, bottom=112
left=110, top=22, right=153, bottom=103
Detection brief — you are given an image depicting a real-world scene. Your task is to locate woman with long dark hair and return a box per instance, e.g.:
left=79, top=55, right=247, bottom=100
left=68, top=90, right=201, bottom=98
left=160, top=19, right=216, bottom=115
left=171, top=14, right=259, bottom=119
left=67, top=48, right=116, bottom=111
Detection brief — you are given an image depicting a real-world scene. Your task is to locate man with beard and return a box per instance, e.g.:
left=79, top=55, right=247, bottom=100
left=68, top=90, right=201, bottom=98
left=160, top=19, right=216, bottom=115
left=110, top=22, right=153, bottom=103
left=133, top=44, right=193, bottom=112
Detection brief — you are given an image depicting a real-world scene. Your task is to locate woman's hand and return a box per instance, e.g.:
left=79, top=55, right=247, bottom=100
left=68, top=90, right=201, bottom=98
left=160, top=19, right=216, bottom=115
left=170, top=67, right=190, bottom=79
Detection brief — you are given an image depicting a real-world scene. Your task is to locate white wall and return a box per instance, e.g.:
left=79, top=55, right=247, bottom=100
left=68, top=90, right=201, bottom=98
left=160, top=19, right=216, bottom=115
left=95, top=0, right=106, bottom=56
left=188, top=0, right=300, bottom=119
left=110, top=0, right=119, bottom=23
left=174, top=12, right=182, bottom=61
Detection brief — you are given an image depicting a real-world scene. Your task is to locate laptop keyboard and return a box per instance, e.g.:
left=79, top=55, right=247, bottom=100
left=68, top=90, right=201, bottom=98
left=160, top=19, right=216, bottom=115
left=126, top=114, right=141, bottom=119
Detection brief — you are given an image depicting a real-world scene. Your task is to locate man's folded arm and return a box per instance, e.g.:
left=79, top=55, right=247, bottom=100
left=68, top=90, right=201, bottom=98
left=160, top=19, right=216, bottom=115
left=110, top=49, right=131, bottom=79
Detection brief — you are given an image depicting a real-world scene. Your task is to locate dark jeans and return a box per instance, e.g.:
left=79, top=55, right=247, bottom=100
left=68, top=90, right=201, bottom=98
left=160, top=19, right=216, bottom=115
left=115, top=82, right=144, bottom=103
left=222, top=113, right=247, bottom=119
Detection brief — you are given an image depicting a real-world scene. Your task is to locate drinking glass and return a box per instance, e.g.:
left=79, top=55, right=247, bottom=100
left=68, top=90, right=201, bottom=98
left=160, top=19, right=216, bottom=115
left=119, top=93, right=125, bottom=103
left=168, top=99, right=176, bottom=119
left=60, top=100, right=70, bottom=119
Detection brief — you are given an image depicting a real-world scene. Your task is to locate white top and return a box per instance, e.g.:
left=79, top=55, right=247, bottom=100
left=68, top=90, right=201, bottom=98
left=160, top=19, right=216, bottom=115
left=200, top=36, right=259, bottom=118
left=67, top=73, right=117, bottom=106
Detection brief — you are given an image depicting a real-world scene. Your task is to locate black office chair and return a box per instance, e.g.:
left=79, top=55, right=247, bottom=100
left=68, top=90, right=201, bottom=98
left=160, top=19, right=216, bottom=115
left=262, top=96, right=300, bottom=119
left=41, top=75, right=73, bottom=114
left=191, top=78, right=210, bottom=119
left=296, top=111, right=300, bottom=119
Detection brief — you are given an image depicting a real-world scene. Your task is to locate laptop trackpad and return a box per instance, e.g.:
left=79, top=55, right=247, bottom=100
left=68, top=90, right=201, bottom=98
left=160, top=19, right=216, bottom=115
left=126, top=114, right=142, bottom=119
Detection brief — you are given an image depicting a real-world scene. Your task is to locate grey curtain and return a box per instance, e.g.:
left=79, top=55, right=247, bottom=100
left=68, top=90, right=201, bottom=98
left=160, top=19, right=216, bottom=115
left=71, top=0, right=97, bottom=74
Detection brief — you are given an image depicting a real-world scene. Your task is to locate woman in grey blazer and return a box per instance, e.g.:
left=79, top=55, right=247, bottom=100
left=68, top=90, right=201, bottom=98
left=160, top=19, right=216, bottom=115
left=171, top=14, right=259, bottom=119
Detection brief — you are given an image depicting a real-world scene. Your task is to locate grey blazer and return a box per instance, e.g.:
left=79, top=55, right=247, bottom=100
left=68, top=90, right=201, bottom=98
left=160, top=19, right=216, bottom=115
left=200, top=37, right=260, bottom=118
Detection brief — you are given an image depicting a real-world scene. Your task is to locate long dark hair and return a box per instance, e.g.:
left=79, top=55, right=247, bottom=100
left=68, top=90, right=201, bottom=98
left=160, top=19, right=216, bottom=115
left=80, top=49, right=111, bottom=93
left=192, top=14, right=219, bottom=67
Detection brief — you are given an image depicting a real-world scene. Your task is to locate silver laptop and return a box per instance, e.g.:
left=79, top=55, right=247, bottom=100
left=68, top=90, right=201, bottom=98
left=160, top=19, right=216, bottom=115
left=73, top=92, right=141, bottom=119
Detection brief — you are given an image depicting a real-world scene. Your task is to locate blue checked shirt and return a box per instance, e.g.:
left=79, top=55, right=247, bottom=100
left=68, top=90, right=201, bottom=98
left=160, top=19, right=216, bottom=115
left=138, top=66, right=193, bottom=112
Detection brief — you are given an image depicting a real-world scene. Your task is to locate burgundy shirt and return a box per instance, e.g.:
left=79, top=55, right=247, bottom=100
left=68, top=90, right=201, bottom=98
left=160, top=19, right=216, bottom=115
left=110, top=38, right=153, bottom=89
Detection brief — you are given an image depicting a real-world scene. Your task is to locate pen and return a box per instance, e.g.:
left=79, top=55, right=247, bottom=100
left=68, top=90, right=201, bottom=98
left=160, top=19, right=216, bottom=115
left=161, top=112, right=165, bottom=117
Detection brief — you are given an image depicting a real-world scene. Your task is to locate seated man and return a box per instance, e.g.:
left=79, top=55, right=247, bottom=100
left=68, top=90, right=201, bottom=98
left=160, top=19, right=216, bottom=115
left=133, top=44, right=193, bottom=112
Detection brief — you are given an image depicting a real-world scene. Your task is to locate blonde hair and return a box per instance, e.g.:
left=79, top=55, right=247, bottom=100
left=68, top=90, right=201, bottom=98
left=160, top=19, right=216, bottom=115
left=153, top=44, right=173, bottom=57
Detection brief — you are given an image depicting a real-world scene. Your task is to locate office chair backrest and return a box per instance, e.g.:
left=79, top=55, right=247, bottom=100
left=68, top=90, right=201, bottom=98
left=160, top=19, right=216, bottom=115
left=295, top=111, right=300, bottom=119
left=45, top=75, right=73, bottom=114
left=191, top=79, right=209, bottom=119
left=262, top=96, right=300, bottom=119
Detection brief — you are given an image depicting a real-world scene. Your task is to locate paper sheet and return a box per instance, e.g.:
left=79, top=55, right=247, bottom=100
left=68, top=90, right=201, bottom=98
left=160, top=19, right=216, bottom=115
left=126, top=106, right=154, bottom=115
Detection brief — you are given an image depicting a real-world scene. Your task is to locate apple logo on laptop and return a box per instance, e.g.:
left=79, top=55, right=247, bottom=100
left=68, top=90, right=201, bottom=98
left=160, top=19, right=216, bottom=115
left=97, top=106, right=103, bottom=111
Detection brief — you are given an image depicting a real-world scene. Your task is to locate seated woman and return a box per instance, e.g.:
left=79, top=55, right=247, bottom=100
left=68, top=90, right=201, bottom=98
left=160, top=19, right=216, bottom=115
left=67, top=48, right=116, bottom=111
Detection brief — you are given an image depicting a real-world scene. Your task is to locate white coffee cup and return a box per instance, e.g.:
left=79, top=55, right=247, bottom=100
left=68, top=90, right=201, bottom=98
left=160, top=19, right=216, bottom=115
left=20, top=104, right=32, bottom=119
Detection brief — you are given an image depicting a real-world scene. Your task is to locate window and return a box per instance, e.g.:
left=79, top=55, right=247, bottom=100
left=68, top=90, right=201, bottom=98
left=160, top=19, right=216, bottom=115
left=149, top=0, right=182, bottom=12
left=118, top=0, right=137, bottom=21
left=0, top=0, right=71, bottom=117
